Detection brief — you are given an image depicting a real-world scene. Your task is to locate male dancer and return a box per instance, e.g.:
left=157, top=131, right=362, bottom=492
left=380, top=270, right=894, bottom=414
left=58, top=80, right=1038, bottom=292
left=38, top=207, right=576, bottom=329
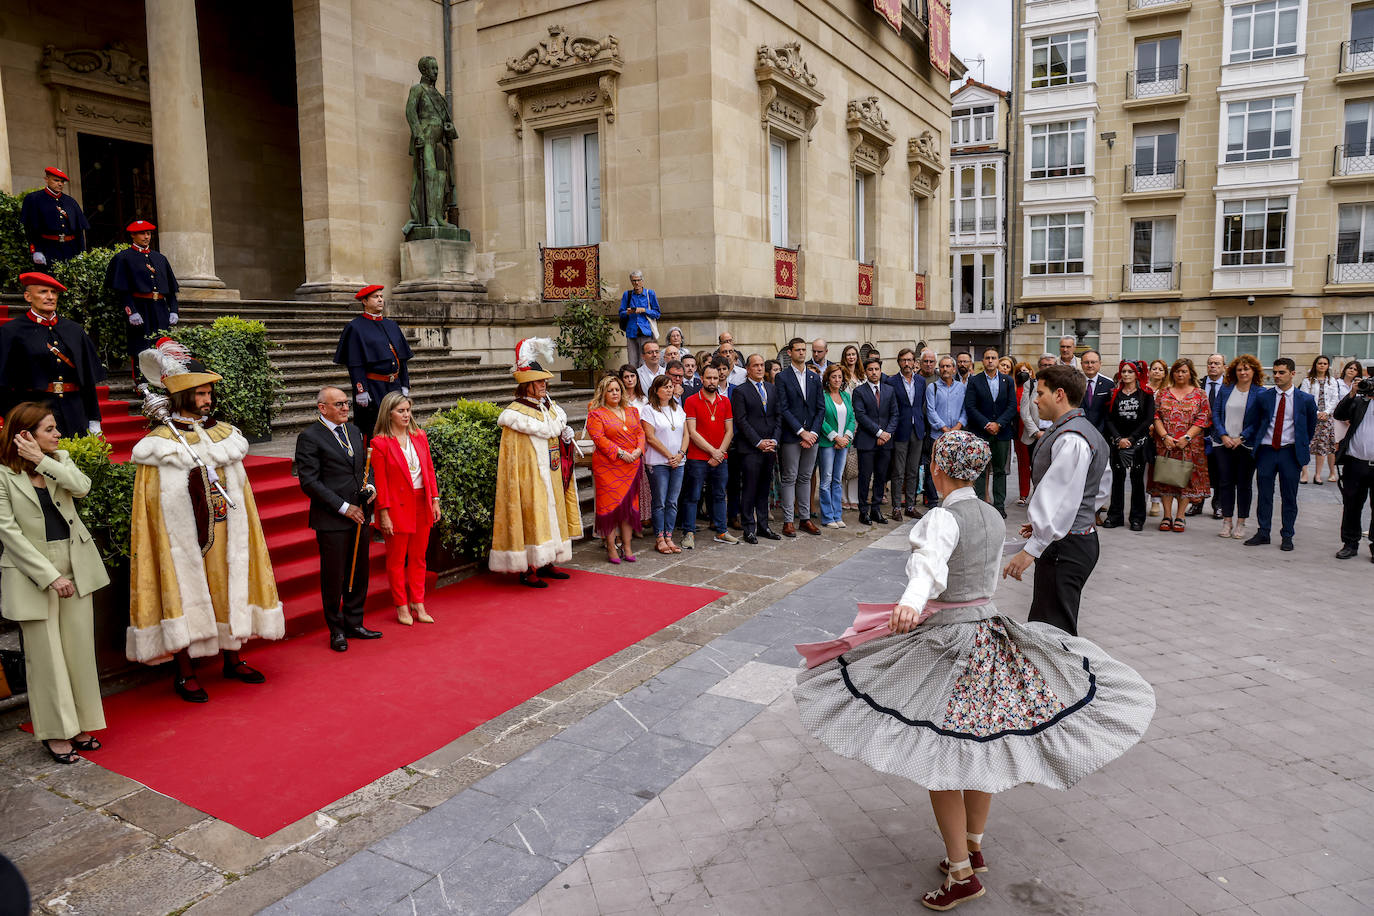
left=1002, top=364, right=1108, bottom=636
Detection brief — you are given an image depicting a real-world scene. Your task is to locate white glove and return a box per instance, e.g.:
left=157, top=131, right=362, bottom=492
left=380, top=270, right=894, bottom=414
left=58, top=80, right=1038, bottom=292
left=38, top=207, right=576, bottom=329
left=32, top=252, right=46, bottom=266
left=168, top=312, right=179, bottom=325
left=128, top=312, right=144, bottom=327
left=355, top=391, right=371, bottom=407
left=401, top=386, right=409, bottom=396
left=560, top=426, right=574, bottom=443
left=87, top=420, right=101, bottom=435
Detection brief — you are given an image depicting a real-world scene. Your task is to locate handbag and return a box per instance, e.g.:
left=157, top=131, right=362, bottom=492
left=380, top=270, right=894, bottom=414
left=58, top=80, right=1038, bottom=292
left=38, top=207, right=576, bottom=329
left=1152, top=452, right=1193, bottom=489
left=647, top=317, right=659, bottom=340
left=1117, top=436, right=1148, bottom=468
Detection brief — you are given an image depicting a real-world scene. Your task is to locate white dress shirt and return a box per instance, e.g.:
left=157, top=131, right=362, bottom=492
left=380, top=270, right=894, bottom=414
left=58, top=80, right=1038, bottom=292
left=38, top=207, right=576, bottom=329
left=1025, top=433, right=1110, bottom=558
left=896, top=488, right=968, bottom=611
left=791, top=364, right=810, bottom=434
left=1262, top=387, right=1296, bottom=447
left=983, top=370, right=999, bottom=402
left=1348, top=401, right=1374, bottom=461
left=319, top=416, right=355, bottom=515
left=637, top=362, right=665, bottom=397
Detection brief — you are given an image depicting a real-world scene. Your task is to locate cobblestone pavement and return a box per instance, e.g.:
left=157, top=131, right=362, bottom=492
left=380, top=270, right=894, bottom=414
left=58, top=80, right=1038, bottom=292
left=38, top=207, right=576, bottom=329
left=7, top=479, right=1374, bottom=914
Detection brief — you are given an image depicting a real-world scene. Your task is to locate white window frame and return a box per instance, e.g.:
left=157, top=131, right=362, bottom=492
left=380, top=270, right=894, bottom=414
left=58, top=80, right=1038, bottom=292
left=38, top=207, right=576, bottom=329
left=1337, top=202, right=1374, bottom=264
left=913, top=196, right=922, bottom=271
left=1121, top=318, right=1181, bottom=363
left=1219, top=197, right=1291, bottom=266
left=953, top=104, right=996, bottom=145
left=1044, top=318, right=1100, bottom=353
left=543, top=125, right=601, bottom=247
left=1216, top=315, right=1282, bottom=364
left=1134, top=36, right=1182, bottom=96
left=1131, top=218, right=1176, bottom=271
left=854, top=172, right=867, bottom=263
left=1322, top=313, right=1374, bottom=358
left=953, top=250, right=1001, bottom=315
left=769, top=137, right=789, bottom=248
left=1225, top=96, right=1295, bottom=162
left=1029, top=119, right=1089, bottom=179
left=1028, top=212, right=1087, bottom=275
left=1133, top=125, right=1180, bottom=179
left=1030, top=31, right=1090, bottom=88
left=1228, top=0, right=1301, bottom=63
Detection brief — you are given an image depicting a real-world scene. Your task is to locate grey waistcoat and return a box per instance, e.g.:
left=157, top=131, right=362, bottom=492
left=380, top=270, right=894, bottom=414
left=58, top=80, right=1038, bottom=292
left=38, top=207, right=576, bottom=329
left=1031, top=407, right=1109, bottom=533
left=934, top=497, right=1007, bottom=602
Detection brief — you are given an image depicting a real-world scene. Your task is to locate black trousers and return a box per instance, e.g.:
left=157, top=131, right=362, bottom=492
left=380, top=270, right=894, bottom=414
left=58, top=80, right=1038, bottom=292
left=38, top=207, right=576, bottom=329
left=1340, top=458, right=1374, bottom=547
left=1106, top=449, right=1147, bottom=525
left=857, top=447, right=892, bottom=515
left=740, top=451, right=775, bottom=534
left=1214, top=446, right=1256, bottom=519
left=1028, top=531, right=1099, bottom=637
left=317, top=528, right=370, bottom=633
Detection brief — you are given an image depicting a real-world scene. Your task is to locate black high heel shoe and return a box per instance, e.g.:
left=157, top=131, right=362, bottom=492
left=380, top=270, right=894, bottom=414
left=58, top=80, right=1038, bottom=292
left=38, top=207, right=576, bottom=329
left=71, top=734, right=102, bottom=752
left=44, top=740, right=80, bottom=765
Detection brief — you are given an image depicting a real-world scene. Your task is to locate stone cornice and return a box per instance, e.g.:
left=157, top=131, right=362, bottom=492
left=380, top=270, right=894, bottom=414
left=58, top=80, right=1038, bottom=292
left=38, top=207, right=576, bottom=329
left=907, top=131, right=944, bottom=196
left=755, top=42, right=825, bottom=139
left=40, top=42, right=150, bottom=102
left=498, top=25, right=623, bottom=138
left=847, top=96, right=895, bottom=172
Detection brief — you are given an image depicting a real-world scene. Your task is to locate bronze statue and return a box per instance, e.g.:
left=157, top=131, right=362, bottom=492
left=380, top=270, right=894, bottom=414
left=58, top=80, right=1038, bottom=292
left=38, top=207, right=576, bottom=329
left=405, top=56, right=459, bottom=234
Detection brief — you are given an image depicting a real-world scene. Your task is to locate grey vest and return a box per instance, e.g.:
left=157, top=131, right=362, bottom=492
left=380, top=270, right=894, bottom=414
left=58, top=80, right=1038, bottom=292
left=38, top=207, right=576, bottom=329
left=934, top=497, right=1006, bottom=602
left=1031, top=407, right=1109, bottom=533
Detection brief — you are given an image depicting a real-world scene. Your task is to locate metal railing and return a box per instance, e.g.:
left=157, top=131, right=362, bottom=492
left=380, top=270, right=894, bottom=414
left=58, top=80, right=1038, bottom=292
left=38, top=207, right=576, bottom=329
left=1341, top=38, right=1374, bottom=73
left=1128, top=0, right=1187, bottom=9
left=949, top=216, right=1002, bottom=233
left=1334, top=144, right=1374, bottom=176
left=1122, top=263, right=1181, bottom=292
left=1328, top=254, right=1374, bottom=283
left=1126, top=64, right=1187, bottom=99
left=1125, top=161, right=1184, bottom=193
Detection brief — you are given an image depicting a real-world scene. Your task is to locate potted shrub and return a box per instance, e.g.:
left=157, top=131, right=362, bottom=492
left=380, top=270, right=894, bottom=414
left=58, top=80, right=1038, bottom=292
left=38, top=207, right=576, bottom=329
left=553, top=295, right=615, bottom=387
left=170, top=316, right=287, bottom=441
left=424, top=399, right=502, bottom=577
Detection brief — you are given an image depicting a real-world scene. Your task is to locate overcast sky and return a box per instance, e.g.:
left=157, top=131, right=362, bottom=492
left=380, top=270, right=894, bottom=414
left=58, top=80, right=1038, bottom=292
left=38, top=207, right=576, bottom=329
left=951, top=0, right=1013, bottom=91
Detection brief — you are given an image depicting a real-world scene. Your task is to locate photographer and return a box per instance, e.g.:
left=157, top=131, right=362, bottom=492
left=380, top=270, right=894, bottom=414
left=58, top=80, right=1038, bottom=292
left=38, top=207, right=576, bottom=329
left=1334, top=374, right=1374, bottom=562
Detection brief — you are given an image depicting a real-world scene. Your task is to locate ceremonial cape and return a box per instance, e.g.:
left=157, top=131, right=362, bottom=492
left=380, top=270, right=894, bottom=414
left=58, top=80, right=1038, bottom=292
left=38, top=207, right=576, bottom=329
left=489, top=399, right=582, bottom=573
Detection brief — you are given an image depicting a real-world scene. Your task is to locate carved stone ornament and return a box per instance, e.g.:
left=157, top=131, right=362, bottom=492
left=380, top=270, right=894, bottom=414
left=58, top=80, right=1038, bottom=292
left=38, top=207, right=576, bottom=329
left=907, top=130, right=944, bottom=197
left=846, top=95, right=895, bottom=172
left=499, top=24, right=623, bottom=138
left=40, top=42, right=150, bottom=100
left=41, top=41, right=154, bottom=178
left=755, top=42, right=825, bottom=140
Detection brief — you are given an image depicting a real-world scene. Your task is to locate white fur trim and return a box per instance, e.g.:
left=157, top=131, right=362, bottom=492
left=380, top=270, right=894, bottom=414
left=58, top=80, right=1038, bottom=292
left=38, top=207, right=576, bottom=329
left=488, top=538, right=565, bottom=573
left=132, top=424, right=250, bottom=470
left=253, top=603, right=285, bottom=641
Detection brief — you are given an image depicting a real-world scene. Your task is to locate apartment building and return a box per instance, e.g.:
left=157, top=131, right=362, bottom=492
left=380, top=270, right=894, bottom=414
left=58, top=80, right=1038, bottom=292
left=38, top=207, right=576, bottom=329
left=949, top=78, right=1011, bottom=356
left=1007, top=0, right=1374, bottom=368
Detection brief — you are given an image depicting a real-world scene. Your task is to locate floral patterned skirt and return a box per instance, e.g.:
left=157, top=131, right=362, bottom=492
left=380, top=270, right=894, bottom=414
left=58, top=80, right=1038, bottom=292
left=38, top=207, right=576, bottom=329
left=794, top=606, right=1155, bottom=793
left=1310, top=417, right=1337, bottom=457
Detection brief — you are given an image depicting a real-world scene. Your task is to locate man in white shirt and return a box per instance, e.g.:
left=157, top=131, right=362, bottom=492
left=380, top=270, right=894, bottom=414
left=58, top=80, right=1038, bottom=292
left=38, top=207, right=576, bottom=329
left=1003, top=364, right=1110, bottom=636
left=1334, top=378, right=1374, bottom=561
left=637, top=342, right=666, bottom=396
left=1056, top=335, right=1081, bottom=370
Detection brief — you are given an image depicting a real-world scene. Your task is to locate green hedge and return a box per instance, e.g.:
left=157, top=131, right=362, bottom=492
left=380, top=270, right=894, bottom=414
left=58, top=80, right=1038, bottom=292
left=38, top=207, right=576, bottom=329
left=426, top=399, right=502, bottom=560
left=0, top=190, right=30, bottom=294
left=59, top=433, right=136, bottom=564
left=170, top=317, right=286, bottom=440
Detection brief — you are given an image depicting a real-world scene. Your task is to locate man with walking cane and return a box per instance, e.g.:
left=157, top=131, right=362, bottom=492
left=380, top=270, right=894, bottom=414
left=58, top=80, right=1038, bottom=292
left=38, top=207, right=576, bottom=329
left=296, top=386, right=381, bottom=652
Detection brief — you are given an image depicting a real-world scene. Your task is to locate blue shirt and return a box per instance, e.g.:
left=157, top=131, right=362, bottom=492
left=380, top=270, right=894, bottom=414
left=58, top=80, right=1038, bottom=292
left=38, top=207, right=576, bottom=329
left=925, top=378, right=967, bottom=438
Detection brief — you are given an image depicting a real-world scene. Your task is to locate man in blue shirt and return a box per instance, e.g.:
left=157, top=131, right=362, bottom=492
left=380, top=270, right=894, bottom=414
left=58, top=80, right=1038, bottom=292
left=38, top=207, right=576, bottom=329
left=618, top=270, right=660, bottom=369
left=925, top=356, right=967, bottom=443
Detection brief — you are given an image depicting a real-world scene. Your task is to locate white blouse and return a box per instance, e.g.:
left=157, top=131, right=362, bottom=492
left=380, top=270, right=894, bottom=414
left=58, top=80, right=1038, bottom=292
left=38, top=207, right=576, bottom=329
left=641, top=402, right=686, bottom=467
left=399, top=435, right=423, bottom=488
left=896, top=487, right=971, bottom=611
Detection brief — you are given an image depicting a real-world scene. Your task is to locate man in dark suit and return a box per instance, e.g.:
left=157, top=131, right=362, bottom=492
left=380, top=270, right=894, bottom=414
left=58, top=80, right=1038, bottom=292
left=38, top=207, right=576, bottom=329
left=295, top=386, right=383, bottom=651
left=885, top=347, right=928, bottom=519
left=853, top=356, right=898, bottom=525
left=1334, top=379, right=1374, bottom=561
left=1200, top=353, right=1227, bottom=518
left=964, top=346, right=1018, bottom=517
left=1241, top=358, right=1318, bottom=551
left=1079, top=350, right=1112, bottom=432
left=730, top=354, right=782, bottom=543
left=775, top=337, right=824, bottom=536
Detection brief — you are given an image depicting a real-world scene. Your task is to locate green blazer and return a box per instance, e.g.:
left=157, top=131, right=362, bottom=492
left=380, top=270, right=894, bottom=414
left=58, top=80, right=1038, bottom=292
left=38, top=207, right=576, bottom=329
left=0, top=450, right=109, bottom=621
left=819, top=390, right=857, bottom=446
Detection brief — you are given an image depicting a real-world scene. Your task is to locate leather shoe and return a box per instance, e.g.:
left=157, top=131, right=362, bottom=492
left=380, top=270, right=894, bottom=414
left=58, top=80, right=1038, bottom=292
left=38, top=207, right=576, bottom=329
left=905, top=507, right=921, bottom=519
left=1129, top=521, right=1144, bottom=531
left=871, top=513, right=888, bottom=525
left=782, top=522, right=797, bottom=537
left=890, top=509, right=902, bottom=521
left=1213, top=508, right=1225, bottom=520
left=729, top=516, right=742, bottom=531
left=800, top=520, right=821, bottom=535
left=174, top=676, right=209, bottom=703
left=859, top=513, right=872, bottom=525
left=344, top=626, right=383, bottom=640
left=1337, top=543, right=1359, bottom=559
left=222, top=660, right=265, bottom=683
left=759, top=528, right=782, bottom=540
left=1280, top=537, right=1294, bottom=551
left=1100, top=518, right=1121, bottom=529
left=1185, top=502, right=1203, bottom=517
left=743, top=532, right=759, bottom=544
left=1243, top=533, right=1270, bottom=546
left=330, top=631, right=348, bottom=652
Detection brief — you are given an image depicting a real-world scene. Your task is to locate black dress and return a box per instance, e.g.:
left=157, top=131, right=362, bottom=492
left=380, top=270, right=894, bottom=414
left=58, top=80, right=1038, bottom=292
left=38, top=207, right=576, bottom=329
left=1104, top=388, right=1154, bottom=526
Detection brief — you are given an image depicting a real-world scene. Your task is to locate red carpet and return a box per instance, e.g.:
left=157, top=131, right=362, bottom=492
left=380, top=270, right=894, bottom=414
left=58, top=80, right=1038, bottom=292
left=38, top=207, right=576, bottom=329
left=85, top=571, right=724, bottom=838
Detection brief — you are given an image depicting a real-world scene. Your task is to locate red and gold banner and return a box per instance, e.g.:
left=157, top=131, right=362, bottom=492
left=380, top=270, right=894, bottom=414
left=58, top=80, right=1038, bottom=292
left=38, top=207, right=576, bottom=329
left=542, top=244, right=599, bottom=301
left=774, top=247, right=799, bottom=300
left=858, top=263, right=875, bottom=307
left=914, top=272, right=927, bottom=310
left=874, top=0, right=902, bottom=32
left=929, top=0, right=951, bottom=76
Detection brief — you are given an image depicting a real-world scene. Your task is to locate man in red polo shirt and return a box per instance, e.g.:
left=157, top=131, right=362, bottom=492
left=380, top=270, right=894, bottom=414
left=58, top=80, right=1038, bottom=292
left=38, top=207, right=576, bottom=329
left=679, top=363, right=737, bottom=550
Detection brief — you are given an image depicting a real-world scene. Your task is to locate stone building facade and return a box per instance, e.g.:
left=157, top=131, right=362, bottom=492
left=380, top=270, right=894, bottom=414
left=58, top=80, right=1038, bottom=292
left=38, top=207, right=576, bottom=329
left=949, top=78, right=1011, bottom=358
left=0, top=0, right=961, bottom=367
left=1007, top=0, right=1374, bottom=369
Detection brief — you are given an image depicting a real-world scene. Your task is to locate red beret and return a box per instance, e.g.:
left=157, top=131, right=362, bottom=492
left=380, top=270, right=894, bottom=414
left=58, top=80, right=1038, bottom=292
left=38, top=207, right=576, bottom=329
left=355, top=284, right=384, bottom=300
left=126, top=220, right=157, bottom=233
left=44, top=167, right=69, bottom=181
left=19, top=272, right=67, bottom=292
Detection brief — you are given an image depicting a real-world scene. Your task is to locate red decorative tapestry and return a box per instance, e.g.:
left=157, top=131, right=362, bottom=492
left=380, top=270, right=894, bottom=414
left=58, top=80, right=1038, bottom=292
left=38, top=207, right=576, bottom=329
left=774, top=247, right=799, bottom=299
left=929, top=0, right=951, bottom=76
left=858, top=263, right=875, bottom=307
left=542, top=244, right=600, bottom=301
left=874, top=0, right=902, bottom=32
left=914, top=272, right=927, bottom=310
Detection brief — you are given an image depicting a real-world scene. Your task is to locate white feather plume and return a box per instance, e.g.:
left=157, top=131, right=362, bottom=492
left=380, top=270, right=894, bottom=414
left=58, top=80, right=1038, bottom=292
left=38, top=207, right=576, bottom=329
left=138, top=338, right=193, bottom=388
left=516, top=337, right=556, bottom=369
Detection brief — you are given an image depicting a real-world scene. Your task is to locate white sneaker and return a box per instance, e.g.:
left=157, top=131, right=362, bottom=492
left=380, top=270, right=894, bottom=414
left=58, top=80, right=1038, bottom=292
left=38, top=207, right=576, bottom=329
left=714, top=532, right=739, bottom=544
left=1148, top=501, right=1162, bottom=517
left=824, top=521, right=841, bottom=529
left=836, top=520, right=847, bottom=529
left=681, top=531, right=695, bottom=550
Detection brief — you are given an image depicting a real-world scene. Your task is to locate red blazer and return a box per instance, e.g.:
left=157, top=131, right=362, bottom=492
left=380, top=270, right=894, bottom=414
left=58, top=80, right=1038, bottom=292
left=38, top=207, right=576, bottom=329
left=371, top=431, right=440, bottom=533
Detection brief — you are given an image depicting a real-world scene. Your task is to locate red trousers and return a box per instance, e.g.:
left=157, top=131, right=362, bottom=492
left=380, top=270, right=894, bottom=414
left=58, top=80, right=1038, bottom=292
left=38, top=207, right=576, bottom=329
left=1015, top=438, right=1032, bottom=501
left=384, top=487, right=432, bottom=605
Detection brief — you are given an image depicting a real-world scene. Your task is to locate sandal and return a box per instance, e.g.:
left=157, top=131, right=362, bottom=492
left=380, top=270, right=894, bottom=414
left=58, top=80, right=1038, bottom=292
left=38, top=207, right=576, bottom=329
left=71, top=734, right=102, bottom=752
left=44, top=740, right=81, bottom=765
left=1172, top=517, right=1185, bottom=532
left=656, top=535, right=673, bottom=555
left=1159, top=520, right=1173, bottom=531
left=665, top=536, right=682, bottom=554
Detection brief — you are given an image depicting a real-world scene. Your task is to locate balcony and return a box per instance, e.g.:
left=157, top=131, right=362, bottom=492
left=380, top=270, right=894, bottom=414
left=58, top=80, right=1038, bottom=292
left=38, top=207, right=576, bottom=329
left=1332, top=144, right=1374, bottom=184
left=1327, top=255, right=1374, bottom=289
left=1125, top=65, right=1188, bottom=107
left=1338, top=39, right=1374, bottom=84
left=1126, top=0, right=1193, bottom=17
left=1124, top=161, right=1185, bottom=199
left=1121, top=262, right=1181, bottom=297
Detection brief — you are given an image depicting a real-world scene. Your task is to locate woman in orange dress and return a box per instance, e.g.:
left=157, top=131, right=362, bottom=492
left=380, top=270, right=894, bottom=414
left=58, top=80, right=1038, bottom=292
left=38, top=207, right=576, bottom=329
left=586, top=375, right=646, bottom=563
left=1149, top=358, right=1211, bottom=532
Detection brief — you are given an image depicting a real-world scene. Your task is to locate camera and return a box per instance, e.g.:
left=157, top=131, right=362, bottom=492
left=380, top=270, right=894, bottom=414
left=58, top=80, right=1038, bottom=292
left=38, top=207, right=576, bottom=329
left=1357, top=376, right=1374, bottom=397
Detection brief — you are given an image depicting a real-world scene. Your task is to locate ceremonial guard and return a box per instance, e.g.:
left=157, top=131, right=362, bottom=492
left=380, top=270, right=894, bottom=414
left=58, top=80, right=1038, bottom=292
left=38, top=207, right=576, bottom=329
left=0, top=273, right=104, bottom=437
left=105, top=220, right=179, bottom=362
left=19, top=168, right=89, bottom=267
left=333, top=284, right=413, bottom=437
left=489, top=339, right=582, bottom=588
left=126, top=339, right=283, bottom=702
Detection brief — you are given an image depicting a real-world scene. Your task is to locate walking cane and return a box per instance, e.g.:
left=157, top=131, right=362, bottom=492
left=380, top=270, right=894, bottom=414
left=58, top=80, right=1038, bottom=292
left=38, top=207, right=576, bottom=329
left=348, top=446, right=374, bottom=593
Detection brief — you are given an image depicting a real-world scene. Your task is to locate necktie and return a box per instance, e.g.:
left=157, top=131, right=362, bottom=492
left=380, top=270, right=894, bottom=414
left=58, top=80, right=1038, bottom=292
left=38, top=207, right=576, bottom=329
left=1208, top=381, right=1218, bottom=411
left=756, top=381, right=766, bottom=407
left=1271, top=391, right=1285, bottom=450
left=333, top=424, right=353, bottom=457
left=873, top=384, right=880, bottom=406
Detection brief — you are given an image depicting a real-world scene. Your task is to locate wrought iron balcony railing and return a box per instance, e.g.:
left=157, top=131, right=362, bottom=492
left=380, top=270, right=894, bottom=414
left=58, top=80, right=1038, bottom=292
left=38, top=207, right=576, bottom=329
left=1340, top=38, right=1374, bottom=73
left=1334, top=144, right=1374, bottom=176
left=1328, top=254, right=1374, bottom=283
left=1126, top=64, right=1187, bottom=100
left=1125, top=161, right=1184, bottom=193
left=1122, top=262, right=1182, bottom=292
left=1128, top=0, right=1188, bottom=9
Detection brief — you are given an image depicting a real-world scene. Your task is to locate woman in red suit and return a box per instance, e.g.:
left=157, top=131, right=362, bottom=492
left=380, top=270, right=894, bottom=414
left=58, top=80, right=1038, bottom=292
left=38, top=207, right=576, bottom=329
left=372, top=392, right=441, bottom=625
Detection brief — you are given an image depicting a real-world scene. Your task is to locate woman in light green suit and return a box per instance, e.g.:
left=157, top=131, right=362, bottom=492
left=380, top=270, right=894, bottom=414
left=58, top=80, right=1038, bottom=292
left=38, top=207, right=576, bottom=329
left=0, top=403, right=110, bottom=764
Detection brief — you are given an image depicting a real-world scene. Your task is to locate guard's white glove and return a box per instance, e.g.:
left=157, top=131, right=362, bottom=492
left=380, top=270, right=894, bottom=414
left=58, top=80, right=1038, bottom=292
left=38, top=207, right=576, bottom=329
left=128, top=312, right=144, bottom=327
left=401, top=386, right=409, bottom=396
left=355, top=391, right=371, bottom=407
left=560, top=426, right=574, bottom=443
left=168, top=312, right=179, bottom=325
left=87, top=420, right=101, bottom=435
left=32, top=252, right=46, bottom=266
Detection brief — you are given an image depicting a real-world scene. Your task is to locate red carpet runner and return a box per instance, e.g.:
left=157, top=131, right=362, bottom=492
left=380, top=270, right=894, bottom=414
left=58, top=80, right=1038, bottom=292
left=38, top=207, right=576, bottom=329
left=90, top=571, right=724, bottom=837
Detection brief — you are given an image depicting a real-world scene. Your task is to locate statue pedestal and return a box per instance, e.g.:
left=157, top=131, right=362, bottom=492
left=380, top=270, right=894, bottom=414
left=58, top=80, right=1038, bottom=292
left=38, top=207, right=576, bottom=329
left=393, top=235, right=487, bottom=303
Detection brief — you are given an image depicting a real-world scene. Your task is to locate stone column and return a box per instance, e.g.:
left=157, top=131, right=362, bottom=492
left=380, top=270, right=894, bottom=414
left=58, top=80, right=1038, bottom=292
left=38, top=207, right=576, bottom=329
left=0, top=62, right=12, bottom=193
left=144, top=0, right=232, bottom=295
left=291, top=0, right=365, bottom=299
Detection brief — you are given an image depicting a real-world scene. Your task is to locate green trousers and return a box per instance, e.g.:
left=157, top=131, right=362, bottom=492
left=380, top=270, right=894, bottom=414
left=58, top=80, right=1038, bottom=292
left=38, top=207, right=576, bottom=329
left=19, top=540, right=104, bottom=741
left=974, top=438, right=1012, bottom=512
